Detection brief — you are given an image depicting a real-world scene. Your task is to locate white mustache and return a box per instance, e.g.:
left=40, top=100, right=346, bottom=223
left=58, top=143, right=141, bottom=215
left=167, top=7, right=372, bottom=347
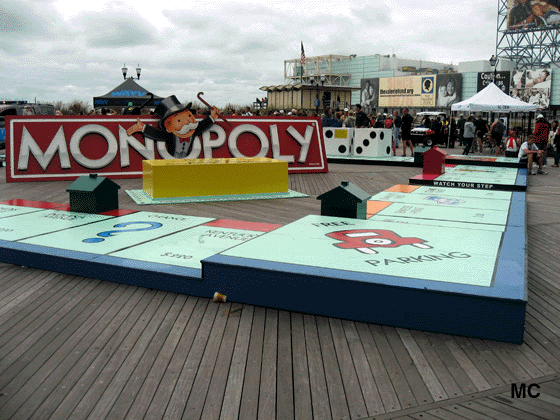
left=176, top=121, right=199, bottom=135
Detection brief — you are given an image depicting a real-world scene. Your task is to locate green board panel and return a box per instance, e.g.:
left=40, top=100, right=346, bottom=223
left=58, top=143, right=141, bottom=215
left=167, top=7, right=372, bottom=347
left=0, top=210, right=113, bottom=241
left=110, top=225, right=268, bottom=270
left=370, top=191, right=512, bottom=212
left=368, top=201, right=509, bottom=226
left=407, top=186, right=513, bottom=200
left=0, top=204, right=47, bottom=219
left=364, top=216, right=506, bottom=232
left=220, top=215, right=503, bottom=287
left=20, top=212, right=215, bottom=254
left=437, top=165, right=519, bottom=184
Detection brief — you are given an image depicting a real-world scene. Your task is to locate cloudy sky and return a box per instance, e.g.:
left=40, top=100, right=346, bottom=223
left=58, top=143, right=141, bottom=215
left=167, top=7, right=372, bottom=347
left=1, top=0, right=499, bottom=108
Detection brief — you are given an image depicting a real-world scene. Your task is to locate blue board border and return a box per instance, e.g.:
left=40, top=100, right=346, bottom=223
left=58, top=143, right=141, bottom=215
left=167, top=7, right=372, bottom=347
left=201, top=221, right=527, bottom=343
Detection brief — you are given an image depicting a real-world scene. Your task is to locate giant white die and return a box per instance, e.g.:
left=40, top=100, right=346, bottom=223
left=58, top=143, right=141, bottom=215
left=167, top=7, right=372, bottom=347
left=352, top=128, right=393, bottom=157
left=323, top=127, right=353, bottom=156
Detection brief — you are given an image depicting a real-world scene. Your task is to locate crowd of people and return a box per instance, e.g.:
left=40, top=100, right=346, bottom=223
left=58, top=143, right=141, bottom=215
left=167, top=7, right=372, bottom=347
left=93, top=102, right=560, bottom=175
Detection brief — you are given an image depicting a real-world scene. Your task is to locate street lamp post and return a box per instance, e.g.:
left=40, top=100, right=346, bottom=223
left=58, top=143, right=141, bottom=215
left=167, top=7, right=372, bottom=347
left=489, top=55, right=499, bottom=84
left=122, top=64, right=142, bottom=80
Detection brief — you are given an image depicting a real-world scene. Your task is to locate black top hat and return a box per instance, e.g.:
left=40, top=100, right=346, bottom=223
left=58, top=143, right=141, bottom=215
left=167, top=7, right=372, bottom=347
left=154, top=96, right=193, bottom=129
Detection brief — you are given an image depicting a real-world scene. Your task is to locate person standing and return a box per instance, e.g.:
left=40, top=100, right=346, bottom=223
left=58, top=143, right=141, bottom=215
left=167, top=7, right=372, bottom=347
left=474, top=115, right=489, bottom=154
left=533, top=114, right=550, bottom=166
left=551, top=120, right=560, bottom=167
left=401, top=108, right=414, bottom=157
left=393, top=110, right=402, bottom=153
left=490, top=118, right=507, bottom=156
left=321, top=107, right=336, bottom=127
left=448, top=117, right=457, bottom=148
left=462, top=116, right=476, bottom=155
left=355, top=104, right=370, bottom=128
left=457, top=114, right=466, bottom=146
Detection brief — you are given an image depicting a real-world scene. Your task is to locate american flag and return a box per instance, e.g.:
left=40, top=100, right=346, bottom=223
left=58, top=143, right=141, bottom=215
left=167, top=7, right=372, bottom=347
left=301, top=42, right=306, bottom=66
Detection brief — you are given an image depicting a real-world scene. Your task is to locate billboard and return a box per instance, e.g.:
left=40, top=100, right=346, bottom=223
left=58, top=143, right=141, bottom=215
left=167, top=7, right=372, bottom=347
left=360, top=78, right=379, bottom=113
left=507, top=0, right=560, bottom=31
left=379, top=76, right=436, bottom=107
left=477, top=71, right=511, bottom=93
left=510, top=68, right=552, bottom=109
left=361, top=75, right=462, bottom=109
left=435, top=73, right=463, bottom=107
left=5, top=116, right=329, bottom=182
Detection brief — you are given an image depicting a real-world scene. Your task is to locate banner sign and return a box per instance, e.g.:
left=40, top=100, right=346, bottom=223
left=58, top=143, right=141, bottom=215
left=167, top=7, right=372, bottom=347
left=477, top=71, right=511, bottom=94
left=379, top=76, right=436, bottom=108
left=507, top=0, right=560, bottom=31
left=435, top=73, right=463, bottom=107
left=360, top=78, right=379, bottom=113
left=511, top=68, right=552, bottom=109
left=5, top=116, right=328, bottom=182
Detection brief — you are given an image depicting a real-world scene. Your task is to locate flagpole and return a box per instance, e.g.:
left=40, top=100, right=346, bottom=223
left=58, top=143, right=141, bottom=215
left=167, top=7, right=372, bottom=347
left=300, top=42, right=305, bottom=111
left=300, top=42, right=304, bottom=84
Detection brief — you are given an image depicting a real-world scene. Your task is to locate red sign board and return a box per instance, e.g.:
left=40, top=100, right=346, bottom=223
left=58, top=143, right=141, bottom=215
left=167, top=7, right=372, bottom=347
left=5, top=115, right=328, bottom=182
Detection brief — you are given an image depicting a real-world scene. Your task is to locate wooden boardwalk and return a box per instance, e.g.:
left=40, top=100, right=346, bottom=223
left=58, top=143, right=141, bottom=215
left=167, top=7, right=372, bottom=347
left=1, top=148, right=560, bottom=419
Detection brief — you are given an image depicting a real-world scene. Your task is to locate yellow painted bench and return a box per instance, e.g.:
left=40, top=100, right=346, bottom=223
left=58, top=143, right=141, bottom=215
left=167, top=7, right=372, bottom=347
left=143, top=157, right=289, bottom=198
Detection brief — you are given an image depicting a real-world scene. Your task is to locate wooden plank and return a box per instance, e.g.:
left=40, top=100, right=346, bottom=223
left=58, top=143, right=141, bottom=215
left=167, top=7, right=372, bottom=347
left=120, top=295, right=199, bottom=419
left=237, top=305, right=265, bottom=419
left=257, top=308, right=278, bottom=420
left=219, top=304, right=254, bottom=420
left=341, top=319, right=385, bottom=417
left=276, top=310, right=294, bottom=420
left=523, top=327, right=560, bottom=371
left=0, top=278, right=101, bottom=380
left=328, top=318, right=368, bottom=419
left=0, top=281, right=117, bottom=414
left=0, top=274, right=77, bottom=350
left=362, top=323, right=409, bottom=411
left=397, top=328, right=449, bottom=402
left=423, top=332, right=478, bottom=396
left=175, top=300, right=230, bottom=420
left=29, top=286, right=149, bottom=420
left=489, top=393, right=560, bottom=419
left=290, top=312, right=313, bottom=420
left=460, top=338, right=518, bottom=385
left=0, top=270, right=61, bottom=319
left=450, top=336, right=506, bottom=388
left=315, top=316, right=350, bottom=420
left=140, top=297, right=210, bottom=419
left=409, top=412, right=448, bottom=420
left=101, top=294, right=190, bottom=420
left=493, top=339, right=554, bottom=378
left=199, top=304, right=243, bottom=420
left=459, top=400, right=530, bottom=420
left=475, top=398, right=542, bottom=420
left=40, top=288, right=158, bottom=419
left=424, top=407, right=470, bottom=420
left=435, top=404, right=492, bottom=420
left=59, top=290, right=170, bottom=419
left=0, top=265, right=40, bottom=296
left=382, top=325, right=434, bottom=406
left=408, top=329, right=465, bottom=398
left=303, top=314, right=332, bottom=420
left=443, top=337, right=492, bottom=391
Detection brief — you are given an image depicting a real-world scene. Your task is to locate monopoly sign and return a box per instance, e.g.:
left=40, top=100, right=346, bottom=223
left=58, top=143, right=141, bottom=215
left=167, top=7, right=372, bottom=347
left=5, top=116, right=328, bottom=182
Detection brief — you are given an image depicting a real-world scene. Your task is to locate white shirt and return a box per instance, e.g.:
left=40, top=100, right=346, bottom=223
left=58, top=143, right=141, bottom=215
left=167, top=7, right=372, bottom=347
left=518, top=141, right=539, bottom=160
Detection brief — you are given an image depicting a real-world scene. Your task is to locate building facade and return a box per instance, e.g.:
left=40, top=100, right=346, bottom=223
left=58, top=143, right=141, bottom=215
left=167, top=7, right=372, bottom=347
left=271, top=53, right=560, bottom=118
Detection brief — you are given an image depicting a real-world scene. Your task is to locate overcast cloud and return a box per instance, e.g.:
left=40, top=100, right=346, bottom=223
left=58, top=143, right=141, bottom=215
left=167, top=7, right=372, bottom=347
left=0, top=0, right=498, bottom=108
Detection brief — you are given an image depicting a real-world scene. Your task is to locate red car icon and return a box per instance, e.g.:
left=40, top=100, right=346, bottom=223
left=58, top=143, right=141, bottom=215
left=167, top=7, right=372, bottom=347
left=327, top=229, right=432, bottom=254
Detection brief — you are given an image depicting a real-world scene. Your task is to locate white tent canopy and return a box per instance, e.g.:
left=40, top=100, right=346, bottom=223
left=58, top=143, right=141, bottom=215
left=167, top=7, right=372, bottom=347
left=451, top=82, right=537, bottom=113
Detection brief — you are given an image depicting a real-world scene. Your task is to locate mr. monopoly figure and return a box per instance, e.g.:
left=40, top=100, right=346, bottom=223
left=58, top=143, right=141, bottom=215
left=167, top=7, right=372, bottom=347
left=127, top=95, right=219, bottom=158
